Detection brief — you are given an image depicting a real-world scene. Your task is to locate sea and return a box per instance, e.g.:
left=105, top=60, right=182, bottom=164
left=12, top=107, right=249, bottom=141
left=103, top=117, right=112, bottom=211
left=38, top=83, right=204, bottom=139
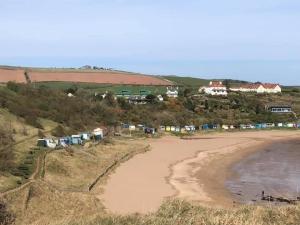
left=226, top=139, right=300, bottom=205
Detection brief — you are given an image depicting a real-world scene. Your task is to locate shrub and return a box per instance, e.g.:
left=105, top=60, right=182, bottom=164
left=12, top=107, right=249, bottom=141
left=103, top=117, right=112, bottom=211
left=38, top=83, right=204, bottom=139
left=38, top=129, right=45, bottom=138
left=0, top=201, right=15, bottom=225
left=51, top=125, right=66, bottom=137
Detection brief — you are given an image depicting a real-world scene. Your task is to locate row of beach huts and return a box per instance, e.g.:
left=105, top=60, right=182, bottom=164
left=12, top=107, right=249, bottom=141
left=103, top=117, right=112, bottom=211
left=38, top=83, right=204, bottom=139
left=38, top=122, right=300, bottom=148
left=123, top=122, right=300, bottom=134
left=37, top=128, right=105, bottom=149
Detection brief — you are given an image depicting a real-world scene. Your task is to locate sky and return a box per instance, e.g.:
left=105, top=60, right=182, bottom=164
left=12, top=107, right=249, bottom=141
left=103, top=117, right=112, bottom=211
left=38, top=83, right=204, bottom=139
left=0, top=0, right=299, bottom=85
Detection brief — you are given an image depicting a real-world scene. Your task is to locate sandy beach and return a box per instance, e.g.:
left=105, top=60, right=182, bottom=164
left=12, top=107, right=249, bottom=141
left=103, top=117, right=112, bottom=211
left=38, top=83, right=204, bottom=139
left=101, top=130, right=300, bottom=214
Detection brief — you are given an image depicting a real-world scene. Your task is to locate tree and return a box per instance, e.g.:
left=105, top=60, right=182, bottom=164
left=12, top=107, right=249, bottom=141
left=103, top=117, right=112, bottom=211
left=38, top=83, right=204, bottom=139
left=104, top=92, right=116, bottom=107
left=223, top=79, right=230, bottom=89
left=204, top=100, right=209, bottom=110
left=65, top=85, right=78, bottom=94
left=183, top=88, right=192, bottom=97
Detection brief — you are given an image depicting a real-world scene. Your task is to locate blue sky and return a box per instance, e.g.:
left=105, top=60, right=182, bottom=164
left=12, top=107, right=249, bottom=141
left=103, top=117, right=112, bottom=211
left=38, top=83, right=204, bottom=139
left=0, top=0, right=299, bottom=85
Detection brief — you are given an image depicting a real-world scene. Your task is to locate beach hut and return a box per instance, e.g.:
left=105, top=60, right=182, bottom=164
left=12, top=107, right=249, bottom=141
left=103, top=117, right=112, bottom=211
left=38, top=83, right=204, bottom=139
left=92, top=128, right=104, bottom=141
left=184, top=125, right=196, bottom=132
left=71, top=135, right=83, bottom=145
left=202, top=124, right=209, bottom=130
left=266, top=123, right=275, bottom=128
left=121, top=123, right=130, bottom=129
left=80, top=132, right=91, bottom=140
left=255, top=124, right=263, bottom=129
left=37, top=138, right=57, bottom=149
left=175, top=126, right=181, bottom=132
left=286, top=123, right=295, bottom=128
left=222, top=125, right=229, bottom=130
left=165, top=126, right=171, bottom=132
left=129, top=125, right=136, bottom=131
left=240, top=124, right=245, bottom=129
left=144, top=127, right=155, bottom=134
left=261, top=123, right=267, bottom=129
left=170, top=126, right=176, bottom=132
left=137, top=124, right=145, bottom=131
left=58, top=137, right=69, bottom=147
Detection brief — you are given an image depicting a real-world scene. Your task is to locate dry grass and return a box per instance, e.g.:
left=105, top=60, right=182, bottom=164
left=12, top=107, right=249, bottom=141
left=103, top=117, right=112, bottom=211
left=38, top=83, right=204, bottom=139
left=44, top=140, right=148, bottom=191
left=50, top=200, right=300, bottom=225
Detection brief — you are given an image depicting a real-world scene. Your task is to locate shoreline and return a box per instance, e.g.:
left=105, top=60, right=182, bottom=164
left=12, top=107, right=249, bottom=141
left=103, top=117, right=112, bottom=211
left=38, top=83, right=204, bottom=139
left=101, top=130, right=300, bottom=214
left=169, top=135, right=300, bottom=208
left=167, top=138, right=268, bottom=207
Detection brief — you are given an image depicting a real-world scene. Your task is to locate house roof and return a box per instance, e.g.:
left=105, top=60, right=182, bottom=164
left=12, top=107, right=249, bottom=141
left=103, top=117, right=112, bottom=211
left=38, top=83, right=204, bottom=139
left=266, top=103, right=292, bottom=108
left=209, top=81, right=225, bottom=87
left=262, top=83, right=280, bottom=89
left=239, top=83, right=280, bottom=90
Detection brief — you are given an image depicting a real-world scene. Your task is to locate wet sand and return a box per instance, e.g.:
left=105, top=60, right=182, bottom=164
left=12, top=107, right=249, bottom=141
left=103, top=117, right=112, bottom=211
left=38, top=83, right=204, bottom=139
left=101, top=130, right=300, bottom=214
left=226, top=139, right=300, bottom=205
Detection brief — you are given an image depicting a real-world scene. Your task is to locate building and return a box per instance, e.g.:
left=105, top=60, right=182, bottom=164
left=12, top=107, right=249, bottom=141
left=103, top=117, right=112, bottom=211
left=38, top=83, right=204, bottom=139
left=92, top=128, right=104, bottom=140
left=199, top=81, right=228, bottom=96
left=230, top=83, right=281, bottom=93
left=266, top=104, right=292, bottom=113
left=166, top=86, right=179, bottom=98
left=116, top=90, right=131, bottom=98
left=37, top=138, right=57, bottom=148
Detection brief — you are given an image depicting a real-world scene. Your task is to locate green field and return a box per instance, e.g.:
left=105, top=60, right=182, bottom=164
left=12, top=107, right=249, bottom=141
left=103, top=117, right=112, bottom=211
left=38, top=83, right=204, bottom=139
left=33, top=82, right=167, bottom=95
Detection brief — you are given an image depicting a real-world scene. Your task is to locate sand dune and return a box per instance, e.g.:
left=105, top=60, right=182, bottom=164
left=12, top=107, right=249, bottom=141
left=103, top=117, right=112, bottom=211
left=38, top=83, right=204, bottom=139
left=101, top=131, right=300, bottom=214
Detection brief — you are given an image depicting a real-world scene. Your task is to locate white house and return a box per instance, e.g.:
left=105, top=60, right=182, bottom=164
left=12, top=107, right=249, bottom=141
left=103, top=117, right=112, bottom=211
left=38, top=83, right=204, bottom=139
left=199, top=81, right=228, bottom=96
left=166, top=86, right=179, bottom=98
left=263, top=83, right=281, bottom=93
left=230, top=83, right=281, bottom=93
left=240, top=83, right=265, bottom=93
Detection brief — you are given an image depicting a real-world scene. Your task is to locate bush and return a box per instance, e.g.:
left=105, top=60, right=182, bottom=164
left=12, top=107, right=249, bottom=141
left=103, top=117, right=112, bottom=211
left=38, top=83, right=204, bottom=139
left=0, top=146, right=15, bottom=172
left=51, top=125, right=66, bottom=137
left=25, top=115, right=43, bottom=129
left=0, top=201, right=15, bottom=225
left=38, top=129, right=45, bottom=138
left=6, top=81, right=20, bottom=93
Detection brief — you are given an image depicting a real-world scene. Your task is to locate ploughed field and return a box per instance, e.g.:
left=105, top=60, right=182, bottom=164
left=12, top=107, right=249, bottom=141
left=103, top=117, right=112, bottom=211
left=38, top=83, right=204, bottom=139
left=0, top=67, right=173, bottom=86
left=0, top=68, right=27, bottom=83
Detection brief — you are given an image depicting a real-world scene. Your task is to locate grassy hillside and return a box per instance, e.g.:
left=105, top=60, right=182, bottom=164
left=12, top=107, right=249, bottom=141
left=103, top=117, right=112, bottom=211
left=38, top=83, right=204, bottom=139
left=0, top=109, right=58, bottom=192
left=162, top=76, right=210, bottom=87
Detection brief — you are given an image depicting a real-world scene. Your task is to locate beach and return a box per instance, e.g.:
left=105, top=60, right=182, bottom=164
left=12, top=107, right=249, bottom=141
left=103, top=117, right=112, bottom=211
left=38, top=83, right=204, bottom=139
left=101, top=130, right=300, bottom=214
